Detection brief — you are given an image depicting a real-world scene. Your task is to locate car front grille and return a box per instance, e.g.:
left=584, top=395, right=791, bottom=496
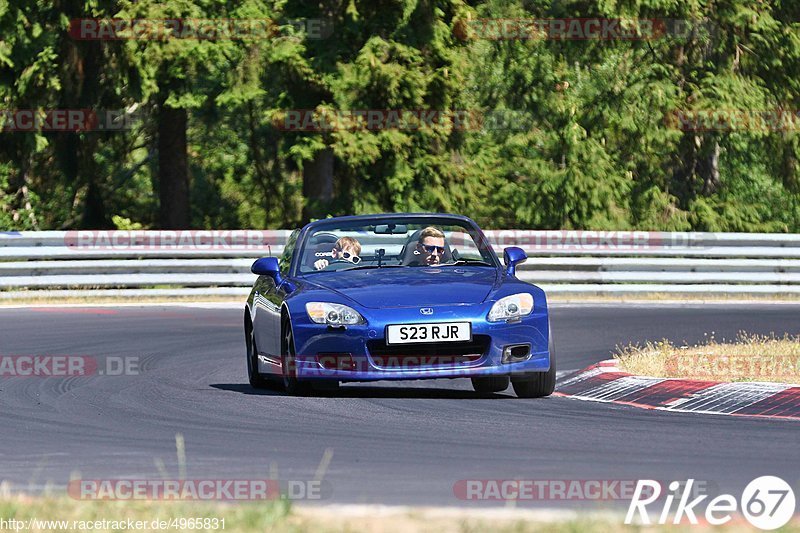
left=367, top=335, right=490, bottom=369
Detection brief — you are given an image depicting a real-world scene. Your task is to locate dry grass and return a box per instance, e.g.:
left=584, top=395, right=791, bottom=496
left=615, top=332, right=800, bottom=384
left=1, top=496, right=797, bottom=533
left=0, top=495, right=291, bottom=532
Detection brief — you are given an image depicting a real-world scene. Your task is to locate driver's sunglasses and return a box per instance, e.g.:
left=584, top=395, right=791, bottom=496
left=335, top=248, right=362, bottom=264
left=420, top=244, right=445, bottom=255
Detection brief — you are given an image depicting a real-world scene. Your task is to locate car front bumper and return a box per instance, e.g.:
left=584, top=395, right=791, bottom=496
left=289, top=304, right=551, bottom=381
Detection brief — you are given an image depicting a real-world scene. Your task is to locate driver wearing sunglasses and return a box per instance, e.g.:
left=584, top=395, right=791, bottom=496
left=414, top=226, right=446, bottom=266
left=314, top=237, right=362, bottom=270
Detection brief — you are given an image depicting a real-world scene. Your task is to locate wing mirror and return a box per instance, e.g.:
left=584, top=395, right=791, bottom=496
left=251, top=257, right=284, bottom=284
left=503, top=247, right=527, bottom=276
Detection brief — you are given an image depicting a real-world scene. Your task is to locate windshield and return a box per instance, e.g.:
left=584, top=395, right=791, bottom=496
left=297, top=217, right=498, bottom=274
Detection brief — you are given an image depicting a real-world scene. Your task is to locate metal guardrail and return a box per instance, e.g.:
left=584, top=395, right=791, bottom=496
left=1, top=230, right=800, bottom=299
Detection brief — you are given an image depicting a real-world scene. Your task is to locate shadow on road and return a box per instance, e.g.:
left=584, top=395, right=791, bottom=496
left=210, top=383, right=514, bottom=399
left=210, top=383, right=284, bottom=396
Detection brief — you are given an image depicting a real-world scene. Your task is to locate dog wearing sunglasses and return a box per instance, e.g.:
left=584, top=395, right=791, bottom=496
left=314, top=237, right=362, bottom=270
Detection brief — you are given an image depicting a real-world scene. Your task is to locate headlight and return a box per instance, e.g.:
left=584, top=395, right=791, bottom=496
left=305, top=302, right=365, bottom=325
left=487, top=293, right=534, bottom=322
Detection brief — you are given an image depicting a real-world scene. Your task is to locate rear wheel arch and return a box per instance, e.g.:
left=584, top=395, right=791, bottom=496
left=245, top=307, right=269, bottom=389
left=244, top=308, right=252, bottom=345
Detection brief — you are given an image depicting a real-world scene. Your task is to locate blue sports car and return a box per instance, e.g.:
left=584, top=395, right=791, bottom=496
left=244, top=213, right=554, bottom=397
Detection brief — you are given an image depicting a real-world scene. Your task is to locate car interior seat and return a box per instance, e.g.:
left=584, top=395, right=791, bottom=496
left=305, top=232, right=339, bottom=270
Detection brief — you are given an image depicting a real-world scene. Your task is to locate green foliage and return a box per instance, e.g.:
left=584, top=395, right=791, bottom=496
left=0, top=0, right=799, bottom=231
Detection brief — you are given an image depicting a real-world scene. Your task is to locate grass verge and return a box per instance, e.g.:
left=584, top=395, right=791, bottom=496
left=615, top=333, right=800, bottom=384
left=0, top=496, right=289, bottom=532
left=1, top=497, right=797, bottom=532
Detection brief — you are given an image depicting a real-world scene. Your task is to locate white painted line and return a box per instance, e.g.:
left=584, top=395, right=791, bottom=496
left=573, top=375, right=666, bottom=402
left=556, top=367, right=608, bottom=388
left=555, top=369, right=579, bottom=379
left=559, top=359, right=800, bottom=419
left=661, top=382, right=791, bottom=414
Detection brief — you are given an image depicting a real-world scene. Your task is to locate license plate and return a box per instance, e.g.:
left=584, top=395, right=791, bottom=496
left=385, top=322, right=472, bottom=345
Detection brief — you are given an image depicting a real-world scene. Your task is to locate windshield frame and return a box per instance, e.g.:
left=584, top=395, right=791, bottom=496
left=291, top=214, right=500, bottom=276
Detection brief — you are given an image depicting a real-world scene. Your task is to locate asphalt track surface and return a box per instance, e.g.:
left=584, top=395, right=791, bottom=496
left=0, top=303, right=799, bottom=508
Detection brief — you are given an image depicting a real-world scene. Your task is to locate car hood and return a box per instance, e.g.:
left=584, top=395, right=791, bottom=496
left=300, top=267, right=500, bottom=308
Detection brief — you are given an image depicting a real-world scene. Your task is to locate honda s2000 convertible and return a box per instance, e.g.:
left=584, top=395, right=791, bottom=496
left=244, top=213, right=554, bottom=397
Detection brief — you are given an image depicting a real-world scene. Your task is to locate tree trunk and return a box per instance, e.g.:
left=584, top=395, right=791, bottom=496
left=302, top=148, right=334, bottom=222
left=158, top=103, right=190, bottom=229
left=701, top=140, right=721, bottom=195
left=59, top=28, right=109, bottom=228
left=781, top=134, right=799, bottom=193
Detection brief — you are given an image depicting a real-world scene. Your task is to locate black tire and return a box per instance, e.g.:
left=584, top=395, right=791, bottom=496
left=471, top=376, right=510, bottom=394
left=511, top=324, right=556, bottom=398
left=282, top=321, right=311, bottom=396
left=247, top=324, right=270, bottom=389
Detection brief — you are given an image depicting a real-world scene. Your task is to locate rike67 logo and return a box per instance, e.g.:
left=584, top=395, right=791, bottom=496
left=626, top=477, right=796, bottom=530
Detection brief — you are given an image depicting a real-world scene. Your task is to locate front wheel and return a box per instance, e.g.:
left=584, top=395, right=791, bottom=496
left=511, top=324, right=556, bottom=398
left=282, top=322, right=311, bottom=396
